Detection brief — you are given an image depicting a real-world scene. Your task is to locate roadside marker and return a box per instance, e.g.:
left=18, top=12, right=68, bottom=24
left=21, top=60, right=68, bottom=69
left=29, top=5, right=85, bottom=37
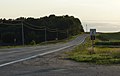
left=90, top=29, right=96, bottom=54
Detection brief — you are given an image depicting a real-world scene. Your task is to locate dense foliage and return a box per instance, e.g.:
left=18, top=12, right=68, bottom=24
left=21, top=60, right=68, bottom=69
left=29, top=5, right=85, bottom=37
left=95, top=32, right=120, bottom=46
left=0, top=15, right=84, bottom=45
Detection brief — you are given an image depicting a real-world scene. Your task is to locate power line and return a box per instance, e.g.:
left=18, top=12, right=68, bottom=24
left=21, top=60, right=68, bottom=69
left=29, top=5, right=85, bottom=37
left=46, top=27, right=57, bottom=31
left=47, top=29, right=57, bottom=32
left=58, top=29, right=67, bottom=33
left=21, top=21, right=25, bottom=46
left=86, top=24, right=88, bottom=32
left=0, top=22, right=67, bottom=33
left=56, top=28, right=58, bottom=40
left=0, top=21, right=70, bottom=45
left=45, top=27, right=47, bottom=42
left=0, top=23, right=21, bottom=25
left=24, top=24, right=45, bottom=30
left=23, top=21, right=45, bottom=28
left=24, top=22, right=67, bottom=33
left=67, top=29, right=69, bottom=38
left=24, top=21, right=67, bottom=33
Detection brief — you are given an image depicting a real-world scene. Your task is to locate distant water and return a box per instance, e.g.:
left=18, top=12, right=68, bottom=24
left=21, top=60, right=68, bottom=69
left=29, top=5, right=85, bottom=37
left=82, top=20, right=120, bottom=33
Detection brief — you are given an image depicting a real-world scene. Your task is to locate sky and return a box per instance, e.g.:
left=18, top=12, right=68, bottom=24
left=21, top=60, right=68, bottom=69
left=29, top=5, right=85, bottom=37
left=0, top=0, right=120, bottom=32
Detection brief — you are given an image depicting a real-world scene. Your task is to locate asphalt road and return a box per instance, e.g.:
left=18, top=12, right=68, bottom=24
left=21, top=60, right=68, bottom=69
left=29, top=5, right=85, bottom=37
left=0, top=34, right=88, bottom=67
left=0, top=34, right=120, bottom=76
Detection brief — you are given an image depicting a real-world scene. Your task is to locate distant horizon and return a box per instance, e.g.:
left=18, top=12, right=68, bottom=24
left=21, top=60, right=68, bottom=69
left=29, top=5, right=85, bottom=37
left=82, top=20, right=120, bottom=33
left=1, top=0, right=120, bottom=20
left=0, top=14, right=120, bottom=33
left=0, top=0, right=120, bottom=32
left=1, top=16, right=120, bottom=22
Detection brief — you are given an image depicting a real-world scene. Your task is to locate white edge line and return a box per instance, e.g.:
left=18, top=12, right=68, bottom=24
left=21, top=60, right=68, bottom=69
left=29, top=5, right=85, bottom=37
left=0, top=45, right=73, bottom=67
left=0, top=36, right=86, bottom=68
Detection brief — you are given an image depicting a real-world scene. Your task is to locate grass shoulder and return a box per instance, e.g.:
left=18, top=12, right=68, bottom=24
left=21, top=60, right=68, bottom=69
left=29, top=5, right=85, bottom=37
left=0, top=33, right=83, bottom=50
left=65, top=36, right=120, bottom=65
left=30, top=33, right=84, bottom=45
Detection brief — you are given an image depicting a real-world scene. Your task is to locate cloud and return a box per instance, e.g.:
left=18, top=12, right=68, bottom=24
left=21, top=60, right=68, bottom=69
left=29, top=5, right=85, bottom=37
left=82, top=21, right=120, bottom=32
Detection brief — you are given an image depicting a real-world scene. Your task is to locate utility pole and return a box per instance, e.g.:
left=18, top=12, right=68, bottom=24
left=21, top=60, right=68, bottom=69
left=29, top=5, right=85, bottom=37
left=56, top=28, right=58, bottom=40
left=45, top=27, right=47, bottom=43
left=0, top=32, right=2, bottom=43
left=67, top=29, right=69, bottom=38
left=90, top=29, right=96, bottom=54
left=86, top=24, right=88, bottom=33
left=21, top=21, right=25, bottom=46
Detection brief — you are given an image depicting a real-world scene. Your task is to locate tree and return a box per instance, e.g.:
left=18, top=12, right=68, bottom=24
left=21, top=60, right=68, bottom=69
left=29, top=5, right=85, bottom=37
left=0, top=15, right=84, bottom=45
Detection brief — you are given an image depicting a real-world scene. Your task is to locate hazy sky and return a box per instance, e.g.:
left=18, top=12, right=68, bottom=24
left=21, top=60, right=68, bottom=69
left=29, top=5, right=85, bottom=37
left=0, top=0, right=120, bottom=32
left=0, top=0, right=120, bottom=20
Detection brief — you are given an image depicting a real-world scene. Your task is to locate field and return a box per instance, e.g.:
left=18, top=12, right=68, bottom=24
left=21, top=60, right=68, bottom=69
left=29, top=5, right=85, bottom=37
left=95, top=32, right=120, bottom=46
left=66, top=32, right=120, bottom=64
left=96, top=32, right=120, bottom=41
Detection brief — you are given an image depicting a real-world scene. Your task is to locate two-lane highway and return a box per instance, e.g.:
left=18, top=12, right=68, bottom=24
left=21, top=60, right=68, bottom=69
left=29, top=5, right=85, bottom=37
left=0, top=34, right=88, bottom=67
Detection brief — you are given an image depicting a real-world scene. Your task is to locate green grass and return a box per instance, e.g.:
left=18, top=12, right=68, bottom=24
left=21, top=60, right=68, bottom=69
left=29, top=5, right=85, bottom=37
left=95, top=32, right=120, bottom=47
left=0, top=45, right=22, bottom=49
left=95, top=42, right=120, bottom=46
left=0, top=44, right=38, bottom=51
left=65, top=36, right=120, bottom=65
left=38, top=33, right=83, bottom=45
left=96, top=32, right=120, bottom=41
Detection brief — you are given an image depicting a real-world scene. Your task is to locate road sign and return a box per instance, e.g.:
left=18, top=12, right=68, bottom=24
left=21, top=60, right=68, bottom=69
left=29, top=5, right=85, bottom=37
left=90, top=29, right=96, bottom=54
left=90, top=35, right=95, bottom=40
left=90, top=29, right=96, bottom=40
left=90, top=29, right=96, bottom=36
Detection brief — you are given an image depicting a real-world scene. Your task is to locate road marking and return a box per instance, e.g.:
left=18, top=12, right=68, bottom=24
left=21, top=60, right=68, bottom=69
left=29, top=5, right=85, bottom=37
left=0, top=35, right=87, bottom=68
left=0, top=45, right=74, bottom=67
left=0, top=46, right=62, bottom=60
left=52, top=69, right=67, bottom=72
left=0, top=46, right=53, bottom=54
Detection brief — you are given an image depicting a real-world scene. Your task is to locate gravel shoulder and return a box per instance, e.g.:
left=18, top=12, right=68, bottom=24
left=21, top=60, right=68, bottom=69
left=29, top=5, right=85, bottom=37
left=0, top=46, right=120, bottom=76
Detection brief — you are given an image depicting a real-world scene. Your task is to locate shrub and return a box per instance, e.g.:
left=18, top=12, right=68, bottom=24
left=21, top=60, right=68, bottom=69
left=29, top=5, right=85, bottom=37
left=30, top=40, right=36, bottom=45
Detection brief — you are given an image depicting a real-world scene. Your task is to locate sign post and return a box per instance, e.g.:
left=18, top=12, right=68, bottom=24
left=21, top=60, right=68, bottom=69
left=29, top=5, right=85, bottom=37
left=90, top=29, right=96, bottom=54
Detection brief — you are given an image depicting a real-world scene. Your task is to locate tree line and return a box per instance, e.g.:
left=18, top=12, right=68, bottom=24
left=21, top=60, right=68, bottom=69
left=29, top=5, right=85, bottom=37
left=0, top=14, right=84, bottom=45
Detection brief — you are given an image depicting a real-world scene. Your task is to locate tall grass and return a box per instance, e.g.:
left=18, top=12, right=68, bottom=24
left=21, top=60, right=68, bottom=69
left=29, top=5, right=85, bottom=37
left=96, top=32, right=120, bottom=41
left=66, top=37, right=120, bottom=65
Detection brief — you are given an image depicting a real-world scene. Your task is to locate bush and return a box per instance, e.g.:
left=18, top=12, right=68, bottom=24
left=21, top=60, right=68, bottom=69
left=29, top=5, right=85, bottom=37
left=95, top=42, right=120, bottom=45
left=30, top=40, right=36, bottom=45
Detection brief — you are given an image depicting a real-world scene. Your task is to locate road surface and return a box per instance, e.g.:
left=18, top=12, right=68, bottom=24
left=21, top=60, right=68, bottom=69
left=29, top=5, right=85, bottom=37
left=0, top=34, right=88, bottom=67
left=0, top=34, right=120, bottom=76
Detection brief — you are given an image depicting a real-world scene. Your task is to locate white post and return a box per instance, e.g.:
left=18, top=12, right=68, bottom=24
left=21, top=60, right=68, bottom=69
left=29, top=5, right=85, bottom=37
left=45, top=27, right=47, bottom=42
left=67, top=29, right=69, bottom=38
left=86, top=24, right=87, bottom=32
left=56, top=28, right=58, bottom=40
left=21, top=21, right=24, bottom=46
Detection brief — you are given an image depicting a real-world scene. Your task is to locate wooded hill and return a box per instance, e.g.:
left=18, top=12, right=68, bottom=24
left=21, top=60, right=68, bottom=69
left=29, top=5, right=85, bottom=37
left=0, top=15, right=84, bottom=45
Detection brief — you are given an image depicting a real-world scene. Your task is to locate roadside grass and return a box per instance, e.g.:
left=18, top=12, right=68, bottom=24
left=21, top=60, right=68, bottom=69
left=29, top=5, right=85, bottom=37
left=39, top=34, right=83, bottom=45
left=0, top=33, right=83, bottom=49
left=96, top=32, right=120, bottom=41
left=95, top=32, right=120, bottom=47
left=65, top=36, right=120, bottom=65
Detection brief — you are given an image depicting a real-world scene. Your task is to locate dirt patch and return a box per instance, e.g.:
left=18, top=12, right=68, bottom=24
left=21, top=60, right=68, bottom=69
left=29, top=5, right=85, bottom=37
left=20, top=46, right=77, bottom=67
left=1, top=46, right=120, bottom=76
